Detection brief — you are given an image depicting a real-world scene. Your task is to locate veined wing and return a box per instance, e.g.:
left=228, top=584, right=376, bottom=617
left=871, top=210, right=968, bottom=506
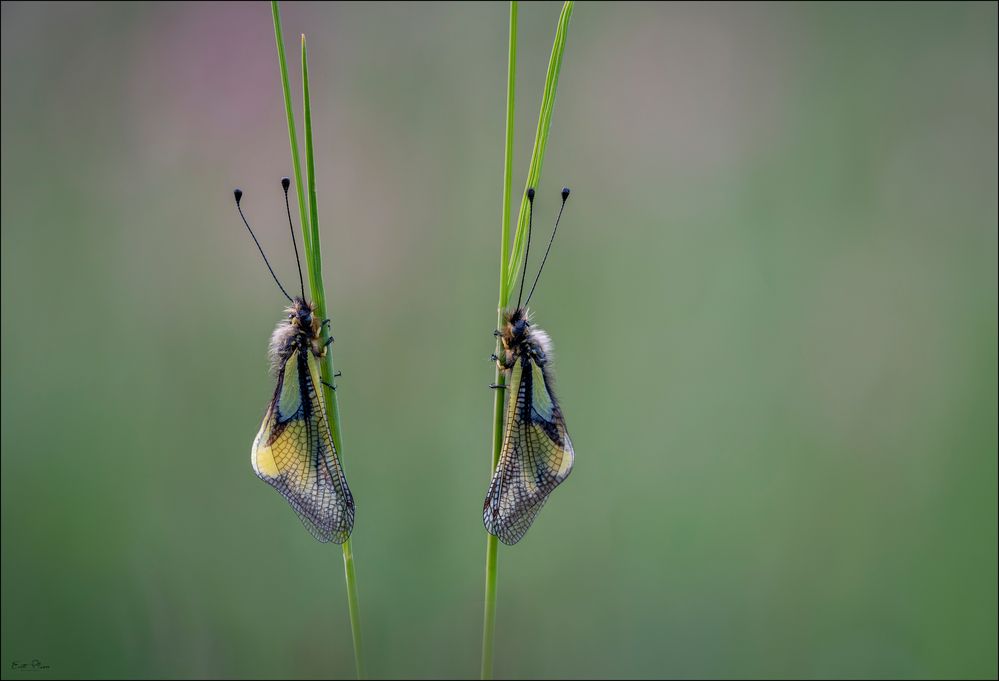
left=252, top=349, right=355, bottom=543
left=483, top=356, right=574, bottom=545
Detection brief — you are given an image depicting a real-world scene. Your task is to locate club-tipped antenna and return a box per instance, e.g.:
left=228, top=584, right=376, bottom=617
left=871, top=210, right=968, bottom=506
left=233, top=188, right=293, bottom=302
left=516, top=187, right=536, bottom=309
left=524, top=187, right=570, bottom=307
left=281, top=177, right=306, bottom=300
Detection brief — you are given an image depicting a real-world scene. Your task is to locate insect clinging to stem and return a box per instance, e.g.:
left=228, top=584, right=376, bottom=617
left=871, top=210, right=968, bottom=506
left=483, top=186, right=575, bottom=546
left=233, top=178, right=354, bottom=543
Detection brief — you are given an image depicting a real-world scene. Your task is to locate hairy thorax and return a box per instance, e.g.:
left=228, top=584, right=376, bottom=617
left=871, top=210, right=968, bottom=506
left=268, top=297, right=325, bottom=373
left=497, top=306, right=552, bottom=371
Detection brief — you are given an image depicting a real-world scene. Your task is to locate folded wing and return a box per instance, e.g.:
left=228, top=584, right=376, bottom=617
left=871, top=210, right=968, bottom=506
left=483, top=358, right=573, bottom=545
left=252, top=349, right=355, bottom=543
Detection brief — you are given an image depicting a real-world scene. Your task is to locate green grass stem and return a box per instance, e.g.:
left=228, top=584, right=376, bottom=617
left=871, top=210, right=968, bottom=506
left=272, top=4, right=366, bottom=678
left=481, top=3, right=573, bottom=679
left=504, top=1, right=574, bottom=302
left=481, top=3, right=517, bottom=678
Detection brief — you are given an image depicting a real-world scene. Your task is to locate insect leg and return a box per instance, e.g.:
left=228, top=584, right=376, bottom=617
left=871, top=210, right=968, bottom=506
left=488, top=383, right=506, bottom=390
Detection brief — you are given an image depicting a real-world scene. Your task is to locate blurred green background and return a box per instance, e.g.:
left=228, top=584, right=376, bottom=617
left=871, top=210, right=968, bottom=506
left=2, top=2, right=996, bottom=679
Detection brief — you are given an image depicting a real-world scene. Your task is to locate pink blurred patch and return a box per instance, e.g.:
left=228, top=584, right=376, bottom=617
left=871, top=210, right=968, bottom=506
left=127, top=2, right=285, bottom=166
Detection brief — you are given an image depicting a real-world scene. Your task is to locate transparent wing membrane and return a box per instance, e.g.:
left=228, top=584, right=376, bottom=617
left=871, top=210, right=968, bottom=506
left=252, top=350, right=355, bottom=543
left=483, top=357, right=573, bottom=545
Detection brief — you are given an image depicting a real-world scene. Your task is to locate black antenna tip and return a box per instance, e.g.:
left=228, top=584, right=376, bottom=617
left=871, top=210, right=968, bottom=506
left=561, top=186, right=570, bottom=201
left=281, top=177, right=291, bottom=191
left=234, top=188, right=243, bottom=204
left=527, top=187, right=535, bottom=201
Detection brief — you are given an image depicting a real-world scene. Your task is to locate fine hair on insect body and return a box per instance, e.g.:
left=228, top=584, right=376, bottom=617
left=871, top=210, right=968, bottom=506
left=484, top=186, right=575, bottom=546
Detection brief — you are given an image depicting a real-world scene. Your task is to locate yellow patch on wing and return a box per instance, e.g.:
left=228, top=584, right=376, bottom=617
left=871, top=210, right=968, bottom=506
left=251, top=414, right=281, bottom=478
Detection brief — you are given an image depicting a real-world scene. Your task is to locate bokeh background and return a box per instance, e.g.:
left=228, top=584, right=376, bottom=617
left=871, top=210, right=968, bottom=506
left=2, top=2, right=996, bottom=679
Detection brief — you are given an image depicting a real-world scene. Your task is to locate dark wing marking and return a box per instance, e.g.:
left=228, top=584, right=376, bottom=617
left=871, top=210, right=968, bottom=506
left=252, top=349, right=355, bottom=543
left=483, top=356, right=574, bottom=545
